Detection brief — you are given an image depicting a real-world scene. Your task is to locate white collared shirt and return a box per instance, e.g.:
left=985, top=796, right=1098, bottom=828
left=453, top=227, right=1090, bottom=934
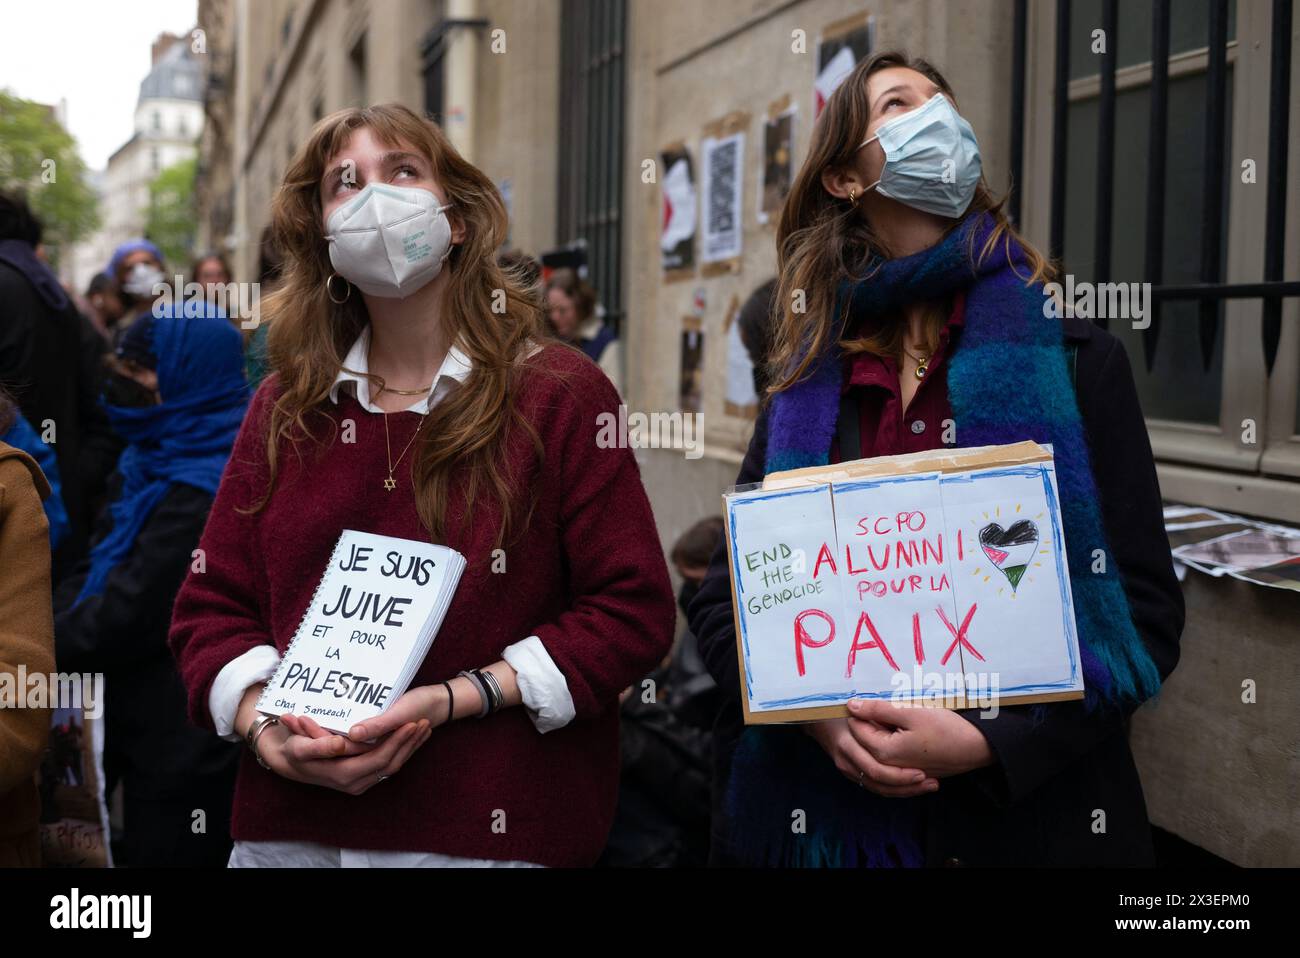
left=327, top=323, right=472, bottom=414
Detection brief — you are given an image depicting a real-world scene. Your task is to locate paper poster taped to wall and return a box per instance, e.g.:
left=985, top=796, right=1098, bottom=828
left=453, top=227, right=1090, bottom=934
left=723, top=441, right=1084, bottom=722
left=758, top=97, right=796, bottom=224
left=700, top=113, right=747, bottom=271
left=814, top=12, right=875, bottom=118
left=660, top=143, right=696, bottom=276
left=681, top=315, right=704, bottom=414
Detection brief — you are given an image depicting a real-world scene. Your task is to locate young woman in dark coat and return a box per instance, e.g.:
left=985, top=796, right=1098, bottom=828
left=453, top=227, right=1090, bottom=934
left=689, top=52, right=1183, bottom=867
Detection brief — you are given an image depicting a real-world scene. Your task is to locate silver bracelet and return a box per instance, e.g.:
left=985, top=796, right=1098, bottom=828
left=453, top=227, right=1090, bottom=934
left=246, top=714, right=280, bottom=770
left=480, top=669, right=505, bottom=714
left=457, top=670, right=490, bottom=718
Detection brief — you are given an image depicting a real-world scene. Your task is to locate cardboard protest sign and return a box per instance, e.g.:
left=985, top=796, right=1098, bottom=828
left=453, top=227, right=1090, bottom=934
left=723, top=442, right=1084, bottom=722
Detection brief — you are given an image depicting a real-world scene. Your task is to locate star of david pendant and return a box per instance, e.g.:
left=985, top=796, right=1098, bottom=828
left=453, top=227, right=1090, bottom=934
left=384, top=475, right=397, bottom=491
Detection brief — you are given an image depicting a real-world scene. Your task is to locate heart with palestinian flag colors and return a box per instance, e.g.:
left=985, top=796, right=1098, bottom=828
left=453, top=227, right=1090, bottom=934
left=979, top=519, right=1040, bottom=591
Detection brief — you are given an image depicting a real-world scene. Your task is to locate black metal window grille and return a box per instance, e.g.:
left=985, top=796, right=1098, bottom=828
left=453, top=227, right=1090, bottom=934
left=557, top=0, right=627, bottom=335
left=1009, top=0, right=1296, bottom=376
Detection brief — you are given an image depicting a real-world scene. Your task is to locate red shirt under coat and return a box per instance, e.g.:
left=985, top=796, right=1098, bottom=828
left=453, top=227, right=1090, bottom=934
left=831, top=292, right=966, bottom=462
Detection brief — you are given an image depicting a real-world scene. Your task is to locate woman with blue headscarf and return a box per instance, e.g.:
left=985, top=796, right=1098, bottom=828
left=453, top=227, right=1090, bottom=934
left=106, top=237, right=168, bottom=348
left=54, top=302, right=250, bottom=867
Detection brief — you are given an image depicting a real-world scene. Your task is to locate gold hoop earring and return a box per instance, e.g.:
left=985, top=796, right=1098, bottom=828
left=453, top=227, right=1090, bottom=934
left=326, top=272, right=351, bottom=304
left=848, top=188, right=858, bottom=205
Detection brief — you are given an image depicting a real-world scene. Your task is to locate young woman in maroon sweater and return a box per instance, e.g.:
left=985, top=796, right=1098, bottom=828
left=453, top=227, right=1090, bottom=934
left=168, top=104, right=675, bottom=867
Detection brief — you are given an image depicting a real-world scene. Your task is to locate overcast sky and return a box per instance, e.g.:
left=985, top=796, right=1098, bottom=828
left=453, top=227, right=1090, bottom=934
left=0, top=0, right=200, bottom=170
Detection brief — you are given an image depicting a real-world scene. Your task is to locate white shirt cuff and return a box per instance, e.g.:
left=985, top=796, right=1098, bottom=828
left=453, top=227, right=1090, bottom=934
left=209, top=645, right=283, bottom=741
left=501, top=636, right=576, bottom=734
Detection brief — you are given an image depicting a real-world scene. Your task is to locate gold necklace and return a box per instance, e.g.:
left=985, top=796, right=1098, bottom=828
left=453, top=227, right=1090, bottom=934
left=902, top=345, right=932, bottom=380
left=378, top=381, right=434, bottom=397
left=382, top=410, right=426, bottom=491
left=367, top=341, right=434, bottom=488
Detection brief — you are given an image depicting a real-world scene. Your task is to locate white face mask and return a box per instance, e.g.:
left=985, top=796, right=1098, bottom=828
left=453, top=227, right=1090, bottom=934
left=122, top=261, right=165, bottom=297
left=324, top=183, right=454, bottom=298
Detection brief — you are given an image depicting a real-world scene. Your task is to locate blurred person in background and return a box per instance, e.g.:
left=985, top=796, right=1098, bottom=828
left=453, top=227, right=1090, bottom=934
left=0, top=191, right=121, bottom=578
left=84, top=273, right=126, bottom=341
left=0, top=389, right=68, bottom=551
left=544, top=267, right=622, bottom=394
left=244, top=226, right=284, bottom=387
left=192, top=251, right=235, bottom=310
left=667, top=517, right=724, bottom=728
left=53, top=306, right=248, bottom=867
left=0, top=424, right=57, bottom=867
left=108, top=238, right=168, bottom=347
left=737, top=277, right=778, bottom=398
left=599, top=517, right=721, bottom=868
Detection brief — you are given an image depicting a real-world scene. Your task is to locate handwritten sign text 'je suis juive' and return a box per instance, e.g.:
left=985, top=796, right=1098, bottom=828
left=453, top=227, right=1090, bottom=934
left=257, top=529, right=465, bottom=733
left=276, top=543, right=439, bottom=706
left=724, top=444, right=1085, bottom=721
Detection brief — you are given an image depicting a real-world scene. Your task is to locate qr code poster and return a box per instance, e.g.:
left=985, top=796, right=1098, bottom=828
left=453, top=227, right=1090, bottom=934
left=700, top=117, right=746, bottom=270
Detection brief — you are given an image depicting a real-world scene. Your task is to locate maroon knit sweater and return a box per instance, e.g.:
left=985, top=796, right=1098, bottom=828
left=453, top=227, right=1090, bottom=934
left=168, top=344, right=675, bottom=866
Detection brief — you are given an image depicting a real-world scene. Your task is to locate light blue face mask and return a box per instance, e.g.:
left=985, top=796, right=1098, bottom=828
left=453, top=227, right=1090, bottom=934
left=857, top=92, right=982, bottom=219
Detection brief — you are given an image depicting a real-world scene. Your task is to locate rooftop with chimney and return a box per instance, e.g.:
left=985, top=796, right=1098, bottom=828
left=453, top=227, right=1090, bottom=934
left=138, top=31, right=202, bottom=104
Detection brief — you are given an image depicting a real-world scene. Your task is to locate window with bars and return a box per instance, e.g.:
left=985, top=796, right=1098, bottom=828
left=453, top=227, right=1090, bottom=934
left=420, top=1, right=451, bottom=125
left=1011, top=0, right=1300, bottom=519
left=1062, top=0, right=1238, bottom=427
left=556, top=0, right=627, bottom=337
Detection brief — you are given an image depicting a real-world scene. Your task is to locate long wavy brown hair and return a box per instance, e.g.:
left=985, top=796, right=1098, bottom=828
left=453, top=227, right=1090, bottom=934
left=252, top=104, right=547, bottom=549
left=768, top=51, right=1053, bottom=397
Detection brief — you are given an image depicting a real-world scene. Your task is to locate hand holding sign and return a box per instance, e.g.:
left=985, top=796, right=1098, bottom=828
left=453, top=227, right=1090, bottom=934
left=270, top=712, right=431, bottom=795
left=845, top=698, right=995, bottom=778
left=347, top=683, right=446, bottom=741
left=803, top=718, right=938, bottom=797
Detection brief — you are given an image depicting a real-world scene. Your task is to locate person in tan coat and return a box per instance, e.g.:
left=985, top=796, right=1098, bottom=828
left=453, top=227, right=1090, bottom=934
left=0, top=438, right=56, bottom=866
